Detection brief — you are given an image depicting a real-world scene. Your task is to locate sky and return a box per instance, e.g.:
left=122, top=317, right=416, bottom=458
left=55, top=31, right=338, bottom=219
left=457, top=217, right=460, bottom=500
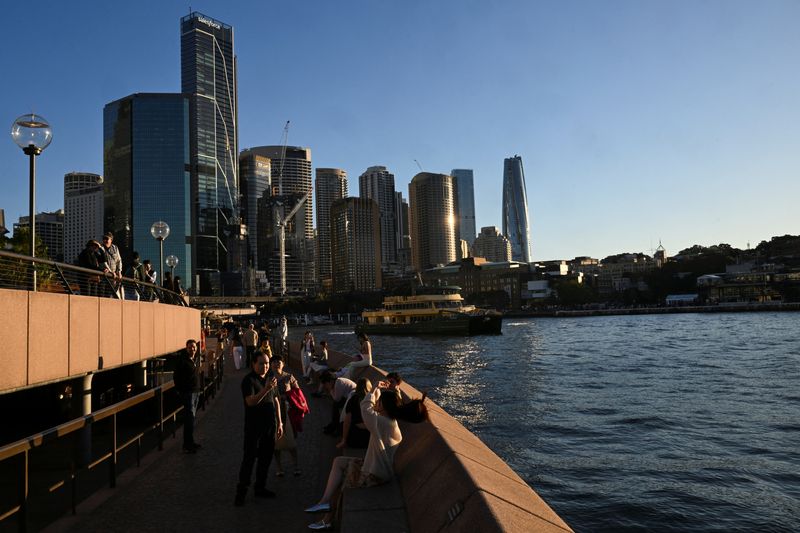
left=1, top=0, right=798, bottom=260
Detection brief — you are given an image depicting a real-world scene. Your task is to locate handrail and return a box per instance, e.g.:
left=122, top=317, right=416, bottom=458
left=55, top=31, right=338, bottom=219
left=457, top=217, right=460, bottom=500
left=0, top=250, right=187, bottom=306
left=0, top=349, right=224, bottom=531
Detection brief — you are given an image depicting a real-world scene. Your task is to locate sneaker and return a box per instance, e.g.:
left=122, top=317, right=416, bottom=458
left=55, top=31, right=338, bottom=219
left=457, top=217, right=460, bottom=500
left=254, top=488, right=276, bottom=498
left=308, top=520, right=332, bottom=530
left=304, top=502, right=330, bottom=513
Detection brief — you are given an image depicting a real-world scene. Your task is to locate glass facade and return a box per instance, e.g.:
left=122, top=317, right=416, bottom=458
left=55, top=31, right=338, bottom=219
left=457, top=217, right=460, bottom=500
left=450, top=169, right=477, bottom=246
left=330, top=197, right=382, bottom=293
left=359, top=166, right=398, bottom=268
left=239, top=151, right=271, bottom=270
left=103, top=93, right=192, bottom=288
left=502, top=156, right=532, bottom=263
left=181, top=12, right=238, bottom=294
left=409, top=172, right=457, bottom=272
left=315, top=168, right=348, bottom=283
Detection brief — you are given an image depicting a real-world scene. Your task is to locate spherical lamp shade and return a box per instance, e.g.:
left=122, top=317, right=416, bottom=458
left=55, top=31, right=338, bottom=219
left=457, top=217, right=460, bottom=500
left=150, top=221, right=170, bottom=240
left=165, top=255, right=179, bottom=268
left=11, top=114, right=53, bottom=151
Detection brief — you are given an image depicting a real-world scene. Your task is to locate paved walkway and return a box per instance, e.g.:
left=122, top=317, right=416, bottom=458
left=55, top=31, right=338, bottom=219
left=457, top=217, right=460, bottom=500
left=47, top=356, right=338, bottom=533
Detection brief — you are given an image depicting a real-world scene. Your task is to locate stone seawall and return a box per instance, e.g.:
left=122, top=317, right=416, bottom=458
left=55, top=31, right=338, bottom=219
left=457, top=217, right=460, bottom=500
left=287, top=340, right=573, bottom=533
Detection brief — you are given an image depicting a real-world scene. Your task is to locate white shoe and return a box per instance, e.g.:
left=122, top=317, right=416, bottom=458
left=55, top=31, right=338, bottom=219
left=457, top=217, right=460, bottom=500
left=308, top=520, right=332, bottom=530
left=304, top=502, right=330, bottom=513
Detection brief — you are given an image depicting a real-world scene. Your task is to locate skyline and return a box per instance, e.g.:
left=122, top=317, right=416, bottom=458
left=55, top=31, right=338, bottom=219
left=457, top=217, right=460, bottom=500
left=1, top=1, right=798, bottom=261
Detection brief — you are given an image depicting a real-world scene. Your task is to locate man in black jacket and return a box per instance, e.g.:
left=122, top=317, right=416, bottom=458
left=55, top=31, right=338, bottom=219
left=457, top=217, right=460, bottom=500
left=174, top=339, right=202, bottom=453
left=235, top=352, right=283, bottom=506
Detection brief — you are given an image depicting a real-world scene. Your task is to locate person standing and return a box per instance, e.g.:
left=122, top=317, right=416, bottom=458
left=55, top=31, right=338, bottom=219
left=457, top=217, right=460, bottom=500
left=243, top=323, right=259, bottom=367
left=277, top=316, right=289, bottom=357
left=125, top=252, right=145, bottom=300
left=235, top=353, right=283, bottom=506
left=77, top=240, right=104, bottom=296
left=142, top=259, right=156, bottom=301
left=174, top=339, right=202, bottom=454
left=269, top=355, right=301, bottom=477
left=301, top=331, right=315, bottom=383
left=100, top=232, right=123, bottom=298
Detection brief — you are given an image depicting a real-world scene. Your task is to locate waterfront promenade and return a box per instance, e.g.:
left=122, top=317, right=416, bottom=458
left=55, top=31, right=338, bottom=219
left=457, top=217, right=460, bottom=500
left=46, top=354, right=337, bottom=533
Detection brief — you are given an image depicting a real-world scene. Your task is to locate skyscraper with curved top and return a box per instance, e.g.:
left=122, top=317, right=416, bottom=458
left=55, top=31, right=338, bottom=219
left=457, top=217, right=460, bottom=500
left=502, top=156, right=531, bottom=263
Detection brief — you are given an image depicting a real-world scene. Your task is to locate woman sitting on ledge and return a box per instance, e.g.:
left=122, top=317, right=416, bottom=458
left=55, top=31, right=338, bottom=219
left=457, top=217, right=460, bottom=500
left=305, top=379, right=428, bottom=530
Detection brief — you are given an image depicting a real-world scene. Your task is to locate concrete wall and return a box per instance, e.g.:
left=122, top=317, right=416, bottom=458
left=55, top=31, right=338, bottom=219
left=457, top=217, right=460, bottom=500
left=0, top=288, right=201, bottom=393
left=288, top=341, right=572, bottom=533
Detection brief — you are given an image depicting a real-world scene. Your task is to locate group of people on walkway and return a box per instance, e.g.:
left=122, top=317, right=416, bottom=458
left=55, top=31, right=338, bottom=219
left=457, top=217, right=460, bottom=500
left=176, top=324, right=428, bottom=530
left=75, top=231, right=184, bottom=300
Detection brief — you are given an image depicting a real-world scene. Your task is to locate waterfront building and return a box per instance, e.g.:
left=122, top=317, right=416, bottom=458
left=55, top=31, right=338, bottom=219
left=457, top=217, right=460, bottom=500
left=423, top=257, right=531, bottom=309
left=394, top=192, right=411, bottom=273
left=64, top=172, right=104, bottom=265
left=472, top=226, right=512, bottom=263
left=257, top=193, right=314, bottom=294
left=451, top=169, right=477, bottom=246
left=359, top=166, right=398, bottom=269
left=181, top=12, right=239, bottom=294
left=330, top=197, right=382, bottom=293
left=104, top=93, right=192, bottom=287
left=315, top=168, right=348, bottom=286
left=408, top=172, right=457, bottom=272
left=598, top=253, right=655, bottom=293
left=502, top=156, right=532, bottom=263
left=247, top=146, right=314, bottom=291
left=238, top=151, right=271, bottom=271
left=14, top=210, right=64, bottom=262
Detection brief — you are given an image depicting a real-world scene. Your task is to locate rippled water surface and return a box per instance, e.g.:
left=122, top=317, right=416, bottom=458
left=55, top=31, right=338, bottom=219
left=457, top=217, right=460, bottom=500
left=306, top=313, right=800, bottom=532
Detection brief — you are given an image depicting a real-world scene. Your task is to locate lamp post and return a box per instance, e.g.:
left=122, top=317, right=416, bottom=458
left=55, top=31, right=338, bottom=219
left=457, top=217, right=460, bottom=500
left=150, top=221, right=170, bottom=286
left=11, top=114, right=52, bottom=291
left=165, top=255, right=179, bottom=286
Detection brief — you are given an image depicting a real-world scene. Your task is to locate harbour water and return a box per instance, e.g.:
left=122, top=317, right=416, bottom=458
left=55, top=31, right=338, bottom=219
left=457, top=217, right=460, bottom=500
left=305, top=312, right=799, bottom=532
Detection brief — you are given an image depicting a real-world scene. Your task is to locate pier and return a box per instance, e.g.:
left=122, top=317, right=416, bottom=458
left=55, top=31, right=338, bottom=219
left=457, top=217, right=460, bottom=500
left=0, top=255, right=572, bottom=532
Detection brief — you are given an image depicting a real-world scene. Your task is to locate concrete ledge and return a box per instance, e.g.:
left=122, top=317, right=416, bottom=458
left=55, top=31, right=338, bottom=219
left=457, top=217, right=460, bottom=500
left=287, top=339, right=572, bottom=533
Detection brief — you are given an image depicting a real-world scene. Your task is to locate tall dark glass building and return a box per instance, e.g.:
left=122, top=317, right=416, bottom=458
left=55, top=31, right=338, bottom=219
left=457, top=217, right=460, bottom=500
left=239, top=150, right=271, bottom=271
left=181, top=12, right=238, bottom=294
left=450, top=169, right=477, bottom=246
left=103, top=93, right=192, bottom=286
left=502, top=155, right=532, bottom=263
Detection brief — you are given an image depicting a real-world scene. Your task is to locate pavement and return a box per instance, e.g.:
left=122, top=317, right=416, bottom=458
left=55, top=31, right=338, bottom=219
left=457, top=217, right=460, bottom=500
left=45, top=354, right=338, bottom=533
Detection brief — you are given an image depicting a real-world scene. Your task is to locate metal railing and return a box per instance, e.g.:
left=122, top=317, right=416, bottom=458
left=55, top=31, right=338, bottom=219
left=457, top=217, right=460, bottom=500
left=0, top=250, right=187, bottom=306
left=0, top=351, right=223, bottom=532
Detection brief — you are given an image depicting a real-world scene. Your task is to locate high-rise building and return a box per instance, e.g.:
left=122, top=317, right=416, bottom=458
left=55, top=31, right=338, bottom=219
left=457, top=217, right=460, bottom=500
left=408, top=172, right=457, bottom=272
left=104, top=93, right=192, bottom=287
left=450, top=169, right=477, bottom=246
left=394, top=191, right=411, bottom=272
left=472, top=226, right=512, bottom=262
left=14, top=210, right=65, bottom=262
left=248, top=146, right=314, bottom=291
left=64, top=172, right=104, bottom=264
left=502, top=156, right=532, bottom=263
left=315, top=168, right=347, bottom=285
left=330, top=197, right=381, bottom=293
left=359, top=166, right=397, bottom=269
left=239, top=151, right=271, bottom=271
left=181, top=12, right=239, bottom=293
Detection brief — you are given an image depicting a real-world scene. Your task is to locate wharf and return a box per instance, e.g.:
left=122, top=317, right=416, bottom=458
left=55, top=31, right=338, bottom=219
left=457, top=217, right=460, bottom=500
left=45, top=353, right=337, bottom=533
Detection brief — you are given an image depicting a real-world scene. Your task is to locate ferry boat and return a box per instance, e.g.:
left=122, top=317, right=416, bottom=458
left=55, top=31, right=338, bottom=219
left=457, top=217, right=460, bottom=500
left=356, top=286, right=502, bottom=335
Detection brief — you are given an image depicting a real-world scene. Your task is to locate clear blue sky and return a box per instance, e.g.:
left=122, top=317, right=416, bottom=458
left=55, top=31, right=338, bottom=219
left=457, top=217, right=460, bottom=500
left=1, top=0, right=798, bottom=260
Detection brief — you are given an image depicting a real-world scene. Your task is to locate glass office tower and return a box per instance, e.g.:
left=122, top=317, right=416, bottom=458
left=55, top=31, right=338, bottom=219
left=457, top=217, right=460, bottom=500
left=181, top=12, right=238, bottom=294
left=359, top=166, right=397, bottom=268
left=408, top=172, right=457, bottom=272
left=450, top=169, right=477, bottom=246
left=315, top=168, right=348, bottom=284
left=239, top=150, right=271, bottom=271
left=103, top=93, right=192, bottom=286
left=502, top=156, right=532, bottom=263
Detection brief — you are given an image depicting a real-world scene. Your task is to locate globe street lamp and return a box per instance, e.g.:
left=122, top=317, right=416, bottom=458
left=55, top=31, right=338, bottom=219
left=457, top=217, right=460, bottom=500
left=150, top=221, right=170, bottom=286
left=165, top=255, right=179, bottom=286
left=11, top=114, right=52, bottom=291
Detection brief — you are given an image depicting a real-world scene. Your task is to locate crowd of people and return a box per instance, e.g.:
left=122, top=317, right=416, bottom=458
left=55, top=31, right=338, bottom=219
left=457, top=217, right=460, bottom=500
left=75, top=231, right=184, bottom=300
left=182, top=320, right=428, bottom=530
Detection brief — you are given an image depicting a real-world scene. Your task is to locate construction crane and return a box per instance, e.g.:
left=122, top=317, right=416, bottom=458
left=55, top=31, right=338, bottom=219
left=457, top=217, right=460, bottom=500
left=272, top=120, right=309, bottom=296
left=277, top=192, right=309, bottom=296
